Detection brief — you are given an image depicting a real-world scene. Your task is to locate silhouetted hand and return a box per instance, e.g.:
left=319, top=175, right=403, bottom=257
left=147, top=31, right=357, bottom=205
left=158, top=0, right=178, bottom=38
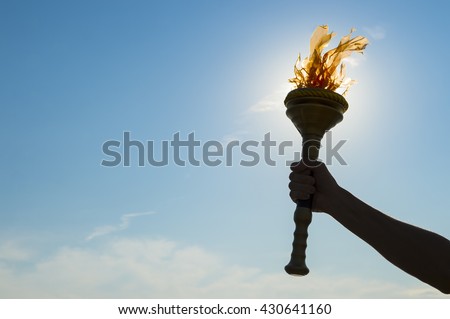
left=289, top=160, right=340, bottom=214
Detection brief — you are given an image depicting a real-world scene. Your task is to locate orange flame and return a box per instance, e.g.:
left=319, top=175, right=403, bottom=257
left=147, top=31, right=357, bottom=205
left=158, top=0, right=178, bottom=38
left=289, top=25, right=369, bottom=95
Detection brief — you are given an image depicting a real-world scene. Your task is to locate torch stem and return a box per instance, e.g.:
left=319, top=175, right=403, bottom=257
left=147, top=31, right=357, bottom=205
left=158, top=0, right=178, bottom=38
left=301, top=138, right=321, bottom=165
left=285, top=138, right=321, bottom=276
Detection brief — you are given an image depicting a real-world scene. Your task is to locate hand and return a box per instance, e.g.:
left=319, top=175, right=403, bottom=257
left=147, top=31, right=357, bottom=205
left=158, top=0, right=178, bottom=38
left=289, top=160, right=341, bottom=214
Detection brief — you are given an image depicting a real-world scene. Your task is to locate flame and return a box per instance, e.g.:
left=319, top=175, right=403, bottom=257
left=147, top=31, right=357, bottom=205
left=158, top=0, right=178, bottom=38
left=289, top=25, right=369, bottom=95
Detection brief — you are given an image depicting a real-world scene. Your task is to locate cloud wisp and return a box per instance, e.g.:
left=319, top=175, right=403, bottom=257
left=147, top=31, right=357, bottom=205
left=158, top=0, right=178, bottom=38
left=363, top=25, right=386, bottom=40
left=248, top=83, right=292, bottom=113
left=85, top=211, right=156, bottom=241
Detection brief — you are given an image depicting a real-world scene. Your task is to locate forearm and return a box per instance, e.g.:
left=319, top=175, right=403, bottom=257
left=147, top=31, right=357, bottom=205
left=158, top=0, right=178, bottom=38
left=328, top=187, right=450, bottom=294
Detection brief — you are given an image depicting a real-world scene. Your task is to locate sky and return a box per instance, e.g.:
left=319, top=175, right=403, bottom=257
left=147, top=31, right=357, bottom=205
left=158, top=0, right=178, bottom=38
left=1, top=0, right=450, bottom=298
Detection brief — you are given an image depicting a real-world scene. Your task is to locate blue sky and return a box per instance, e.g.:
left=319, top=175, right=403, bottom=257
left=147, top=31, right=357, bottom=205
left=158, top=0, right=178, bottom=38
left=1, top=0, right=450, bottom=297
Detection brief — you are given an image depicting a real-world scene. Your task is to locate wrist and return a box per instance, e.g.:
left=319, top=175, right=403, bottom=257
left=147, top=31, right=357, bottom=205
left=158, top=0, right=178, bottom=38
left=324, top=185, right=347, bottom=217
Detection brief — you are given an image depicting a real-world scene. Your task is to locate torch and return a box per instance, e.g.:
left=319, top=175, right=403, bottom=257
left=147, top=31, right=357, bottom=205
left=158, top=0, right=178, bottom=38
left=284, top=25, right=368, bottom=276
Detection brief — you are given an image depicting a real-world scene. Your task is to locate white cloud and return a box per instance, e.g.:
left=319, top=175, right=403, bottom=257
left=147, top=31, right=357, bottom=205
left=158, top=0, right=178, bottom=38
left=248, top=83, right=292, bottom=113
left=85, top=212, right=156, bottom=241
left=0, top=238, right=444, bottom=298
left=363, top=25, right=386, bottom=40
left=0, top=241, right=32, bottom=262
left=343, top=55, right=366, bottom=67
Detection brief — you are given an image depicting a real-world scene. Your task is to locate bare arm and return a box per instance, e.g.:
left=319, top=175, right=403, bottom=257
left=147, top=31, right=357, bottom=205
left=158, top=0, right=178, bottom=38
left=289, top=161, right=450, bottom=294
left=329, top=186, right=450, bottom=293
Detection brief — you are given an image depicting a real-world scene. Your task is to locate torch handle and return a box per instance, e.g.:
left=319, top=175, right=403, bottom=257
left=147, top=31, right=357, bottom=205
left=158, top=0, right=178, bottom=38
left=284, top=198, right=313, bottom=276
left=285, top=139, right=320, bottom=276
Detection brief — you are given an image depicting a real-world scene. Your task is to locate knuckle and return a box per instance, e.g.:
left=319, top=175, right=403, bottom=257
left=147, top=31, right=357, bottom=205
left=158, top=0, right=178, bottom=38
left=289, top=191, right=297, bottom=202
left=288, top=181, right=296, bottom=190
left=289, top=172, right=295, bottom=181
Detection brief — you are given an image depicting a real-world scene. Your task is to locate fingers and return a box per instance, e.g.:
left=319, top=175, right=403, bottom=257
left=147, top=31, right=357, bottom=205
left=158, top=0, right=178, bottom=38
left=289, top=171, right=314, bottom=184
left=288, top=179, right=316, bottom=202
left=289, top=187, right=315, bottom=201
left=289, top=163, right=316, bottom=202
left=289, top=182, right=315, bottom=194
